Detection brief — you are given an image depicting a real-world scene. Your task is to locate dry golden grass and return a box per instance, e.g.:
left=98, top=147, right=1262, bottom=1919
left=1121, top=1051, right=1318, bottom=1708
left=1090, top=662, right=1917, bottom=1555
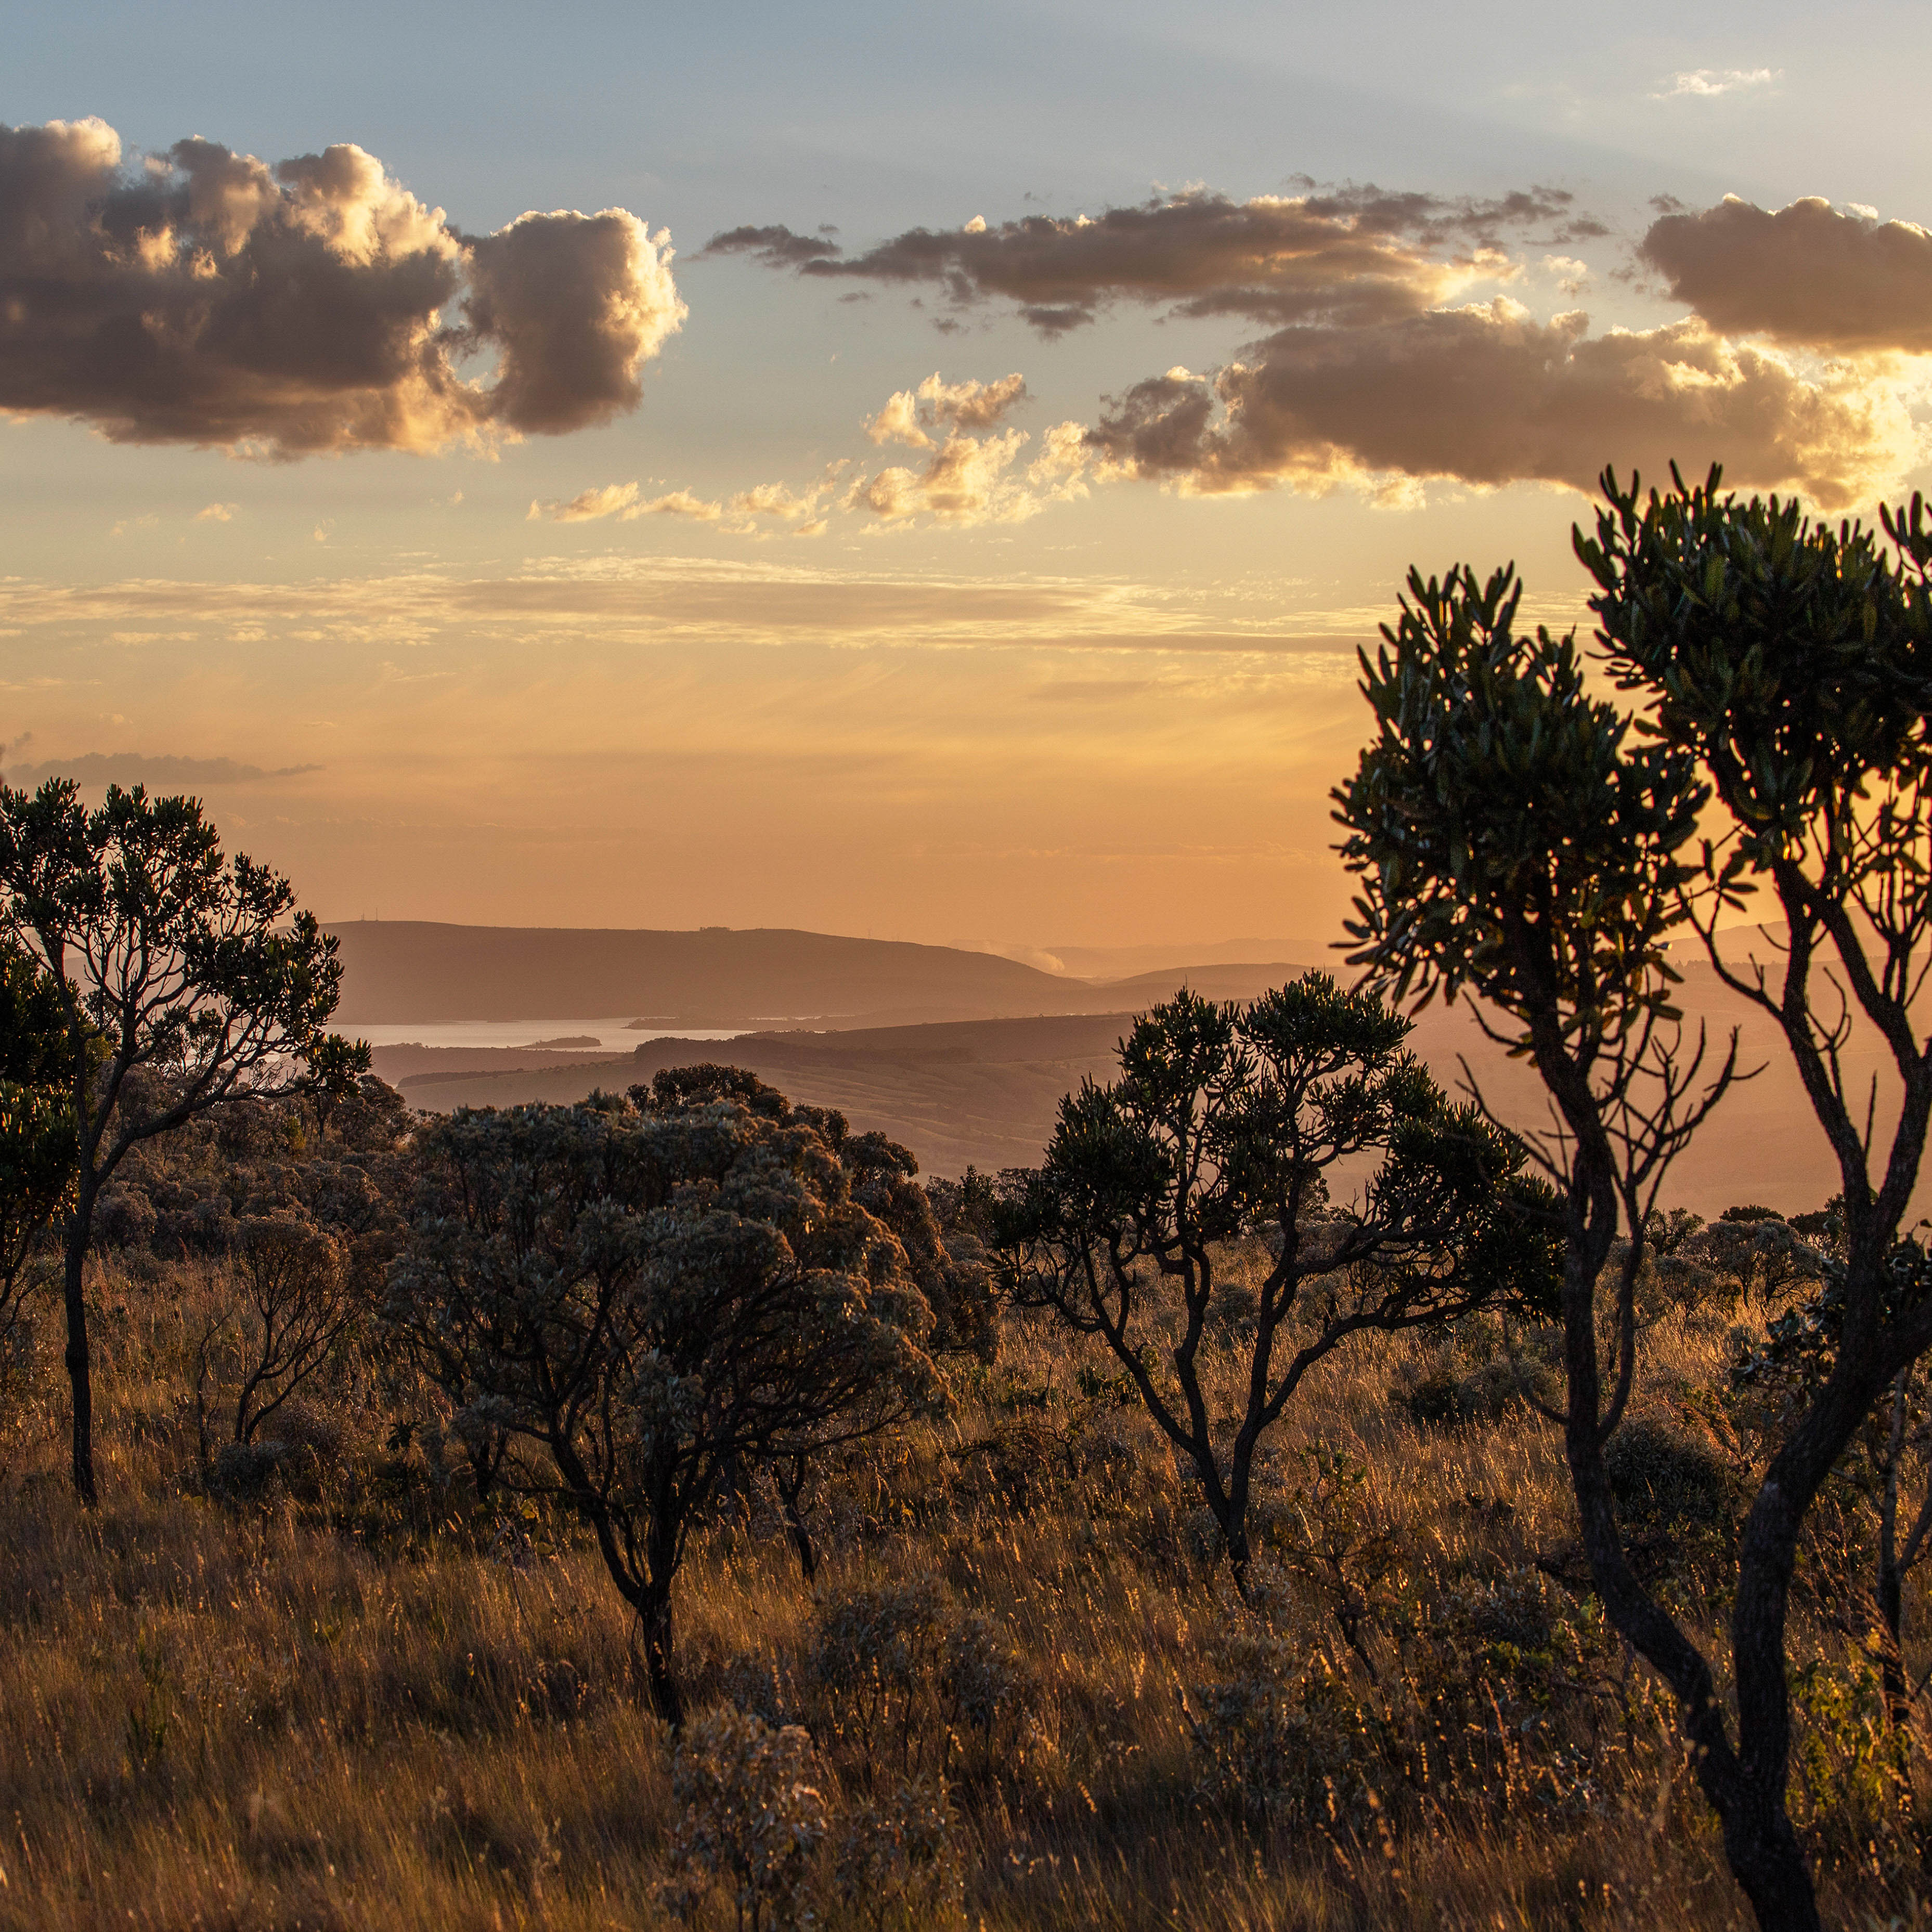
left=0, top=1249, right=1925, bottom=1932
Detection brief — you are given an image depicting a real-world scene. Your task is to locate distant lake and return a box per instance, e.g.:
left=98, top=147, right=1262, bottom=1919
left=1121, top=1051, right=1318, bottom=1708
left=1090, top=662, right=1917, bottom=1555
left=349, top=1018, right=748, bottom=1053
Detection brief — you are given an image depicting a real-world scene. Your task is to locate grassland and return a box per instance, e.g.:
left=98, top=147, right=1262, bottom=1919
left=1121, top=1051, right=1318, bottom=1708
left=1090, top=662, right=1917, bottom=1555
left=0, top=1229, right=1924, bottom=1932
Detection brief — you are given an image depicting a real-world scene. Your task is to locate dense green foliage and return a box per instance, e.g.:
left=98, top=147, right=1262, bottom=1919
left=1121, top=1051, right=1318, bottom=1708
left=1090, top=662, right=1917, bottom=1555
left=388, top=1078, right=940, bottom=1719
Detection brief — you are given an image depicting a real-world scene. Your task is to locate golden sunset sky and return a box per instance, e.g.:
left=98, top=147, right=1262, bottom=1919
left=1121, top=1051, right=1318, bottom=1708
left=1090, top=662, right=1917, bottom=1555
left=6, top=1, right=1932, bottom=961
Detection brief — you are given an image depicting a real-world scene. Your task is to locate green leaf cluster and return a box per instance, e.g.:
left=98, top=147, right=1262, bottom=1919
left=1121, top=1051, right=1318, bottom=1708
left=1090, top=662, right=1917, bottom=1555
left=1333, top=561, right=1706, bottom=1059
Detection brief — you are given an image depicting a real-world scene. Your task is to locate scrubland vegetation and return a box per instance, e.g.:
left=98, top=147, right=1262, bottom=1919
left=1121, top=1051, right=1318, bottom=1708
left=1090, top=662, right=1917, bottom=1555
left=0, top=1075, right=1924, bottom=1932
left=9, top=469, right=1932, bottom=1930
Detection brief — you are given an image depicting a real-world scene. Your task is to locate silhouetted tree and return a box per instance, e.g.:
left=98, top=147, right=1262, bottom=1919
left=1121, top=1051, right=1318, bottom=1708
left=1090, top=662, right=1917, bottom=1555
left=305, top=1032, right=375, bottom=1140
left=390, top=1088, right=938, bottom=1721
left=994, top=979, right=1559, bottom=1592
left=1335, top=468, right=1932, bottom=1932
left=0, top=780, right=365, bottom=1503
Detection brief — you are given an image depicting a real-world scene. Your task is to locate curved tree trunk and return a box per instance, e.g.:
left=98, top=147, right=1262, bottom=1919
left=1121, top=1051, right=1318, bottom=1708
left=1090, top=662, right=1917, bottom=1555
left=774, top=1456, right=817, bottom=1585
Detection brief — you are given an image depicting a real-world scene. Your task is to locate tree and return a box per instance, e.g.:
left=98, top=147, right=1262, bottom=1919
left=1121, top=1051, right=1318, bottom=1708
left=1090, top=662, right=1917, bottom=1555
left=1731, top=1260, right=1932, bottom=1738
left=626, top=1066, right=990, bottom=1577
left=194, top=1217, right=357, bottom=1470
left=1335, top=473, right=1932, bottom=1932
left=992, top=980, right=1560, bottom=1593
left=0, top=780, right=367, bottom=1504
left=389, top=1086, right=938, bottom=1721
left=0, top=941, right=77, bottom=1357
left=305, top=1033, right=375, bottom=1141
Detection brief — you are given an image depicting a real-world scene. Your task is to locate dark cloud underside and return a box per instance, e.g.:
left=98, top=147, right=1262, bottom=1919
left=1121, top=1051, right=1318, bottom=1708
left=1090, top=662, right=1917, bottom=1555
left=1088, top=304, right=1909, bottom=509
left=704, top=186, right=1586, bottom=334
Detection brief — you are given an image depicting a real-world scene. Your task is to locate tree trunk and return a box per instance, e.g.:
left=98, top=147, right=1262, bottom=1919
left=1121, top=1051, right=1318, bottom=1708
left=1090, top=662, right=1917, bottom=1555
left=1220, top=1507, right=1253, bottom=1602
left=1877, top=1551, right=1908, bottom=1728
left=639, top=1584, right=682, bottom=1727
left=63, top=1198, right=96, bottom=1508
left=774, top=1458, right=817, bottom=1584
left=1719, top=1805, right=1821, bottom=1932
left=782, top=1498, right=816, bottom=1585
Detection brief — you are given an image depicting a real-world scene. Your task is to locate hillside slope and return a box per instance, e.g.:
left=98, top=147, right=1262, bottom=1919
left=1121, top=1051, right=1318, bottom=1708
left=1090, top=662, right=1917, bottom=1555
left=387, top=1012, right=1137, bottom=1177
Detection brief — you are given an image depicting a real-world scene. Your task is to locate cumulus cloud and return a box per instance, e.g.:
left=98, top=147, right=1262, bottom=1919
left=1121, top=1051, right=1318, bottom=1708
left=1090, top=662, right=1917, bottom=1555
left=865, top=372, right=1028, bottom=446
left=706, top=184, right=1586, bottom=334
left=1655, top=68, right=1780, bottom=97
left=1086, top=301, right=1913, bottom=510
left=195, top=501, right=238, bottom=522
left=1542, top=254, right=1591, bottom=296
left=1640, top=196, right=1932, bottom=354
left=854, top=431, right=1034, bottom=524
left=0, top=118, right=684, bottom=456
left=462, top=206, right=682, bottom=434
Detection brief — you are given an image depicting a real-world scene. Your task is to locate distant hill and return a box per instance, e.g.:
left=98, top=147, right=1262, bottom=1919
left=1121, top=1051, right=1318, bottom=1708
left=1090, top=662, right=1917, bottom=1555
left=326, top=920, right=1309, bottom=1027
left=1044, top=939, right=1292, bottom=979
left=379, top=965, right=1932, bottom=1223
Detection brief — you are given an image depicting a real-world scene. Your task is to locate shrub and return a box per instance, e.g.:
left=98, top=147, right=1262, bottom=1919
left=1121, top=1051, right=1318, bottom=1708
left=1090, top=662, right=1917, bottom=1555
left=1187, top=1623, right=1388, bottom=1829
left=810, top=1579, right=950, bottom=1769
left=1604, top=1417, right=1736, bottom=1532
left=93, top=1185, right=156, bottom=1251
left=1400, top=1362, right=1529, bottom=1429
left=834, top=1778, right=963, bottom=1931
left=663, top=1706, right=829, bottom=1932
left=809, top=1579, right=1028, bottom=1784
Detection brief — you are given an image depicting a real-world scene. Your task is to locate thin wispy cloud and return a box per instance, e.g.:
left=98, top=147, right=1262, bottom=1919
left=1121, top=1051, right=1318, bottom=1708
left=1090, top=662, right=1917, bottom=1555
left=528, top=481, right=836, bottom=531
left=2, top=752, right=323, bottom=789
left=530, top=483, right=644, bottom=523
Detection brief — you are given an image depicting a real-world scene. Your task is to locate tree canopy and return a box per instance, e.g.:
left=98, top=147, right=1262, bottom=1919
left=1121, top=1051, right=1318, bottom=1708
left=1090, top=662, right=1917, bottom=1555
left=390, top=1081, right=940, bottom=1720
left=0, top=779, right=365, bottom=1502
left=994, top=979, right=1560, bottom=1590
left=0, top=941, right=77, bottom=1351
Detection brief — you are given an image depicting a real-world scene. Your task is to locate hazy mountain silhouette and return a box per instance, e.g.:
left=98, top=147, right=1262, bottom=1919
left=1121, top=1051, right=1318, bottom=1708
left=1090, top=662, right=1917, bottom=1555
left=327, top=921, right=1306, bottom=1027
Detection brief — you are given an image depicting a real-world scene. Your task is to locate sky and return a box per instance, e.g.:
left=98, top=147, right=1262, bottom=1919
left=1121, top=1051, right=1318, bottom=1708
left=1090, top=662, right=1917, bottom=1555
left=5, top=1, right=1932, bottom=963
